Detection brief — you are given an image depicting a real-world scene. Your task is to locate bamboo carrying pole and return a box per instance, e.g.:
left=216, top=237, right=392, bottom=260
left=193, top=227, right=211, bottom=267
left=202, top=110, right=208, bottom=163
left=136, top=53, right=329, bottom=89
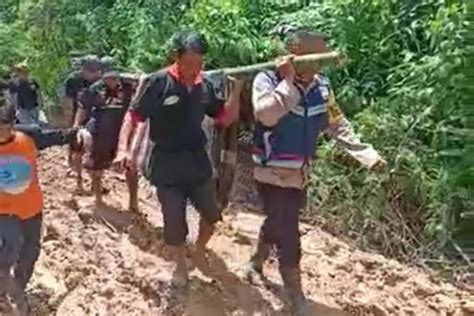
left=120, top=52, right=341, bottom=208
left=120, top=51, right=340, bottom=82
left=205, top=51, right=340, bottom=77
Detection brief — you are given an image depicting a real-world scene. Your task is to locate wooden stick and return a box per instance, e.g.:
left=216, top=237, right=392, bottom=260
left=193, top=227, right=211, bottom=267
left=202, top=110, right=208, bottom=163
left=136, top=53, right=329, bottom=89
left=205, top=51, right=340, bottom=77
left=120, top=52, right=340, bottom=81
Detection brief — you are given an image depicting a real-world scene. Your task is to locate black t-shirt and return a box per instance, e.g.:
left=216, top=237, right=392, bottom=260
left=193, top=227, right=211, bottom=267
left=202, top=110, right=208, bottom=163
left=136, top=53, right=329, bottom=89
left=8, top=79, right=40, bottom=110
left=132, top=71, right=225, bottom=186
left=81, top=78, right=134, bottom=134
left=63, top=71, right=94, bottom=116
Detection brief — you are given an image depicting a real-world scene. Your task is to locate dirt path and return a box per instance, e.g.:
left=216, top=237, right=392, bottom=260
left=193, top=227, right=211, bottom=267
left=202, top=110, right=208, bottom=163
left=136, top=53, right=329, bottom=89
left=3, top=147, right=472, bottom=316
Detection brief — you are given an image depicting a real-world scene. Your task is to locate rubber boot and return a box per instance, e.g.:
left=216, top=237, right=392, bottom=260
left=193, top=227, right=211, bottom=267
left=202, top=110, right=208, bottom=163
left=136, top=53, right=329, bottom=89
left=280, top=267, right=310, bottom=316
left=244, top=239, right=271, bottom=283
left=170, top=246, right=188, bottom=287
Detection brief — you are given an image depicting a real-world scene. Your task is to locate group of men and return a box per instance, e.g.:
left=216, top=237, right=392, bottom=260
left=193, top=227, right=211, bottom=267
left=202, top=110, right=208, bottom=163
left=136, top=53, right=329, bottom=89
left=0, top=28, right=386, bottom=316
left=61, top=55, right=142, bottom=210
left=0, top=63, right=47, bottom=127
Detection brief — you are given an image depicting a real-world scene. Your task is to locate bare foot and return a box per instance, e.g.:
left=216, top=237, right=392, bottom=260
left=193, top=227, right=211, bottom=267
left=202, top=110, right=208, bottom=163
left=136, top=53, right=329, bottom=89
left=95, top=199, right=107, bottom=209
left=243, top=261, right=265, bottom=285
left=171, top=265, right=189, bottom=288
left=129, top=201, right=139, bottom=213
left=191, top=247, right=212, bottom=277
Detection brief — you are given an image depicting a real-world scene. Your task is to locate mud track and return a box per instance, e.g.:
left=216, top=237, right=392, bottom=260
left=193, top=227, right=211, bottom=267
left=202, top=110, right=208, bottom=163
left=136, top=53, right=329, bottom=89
left=2, top=147, right=472, bottom=316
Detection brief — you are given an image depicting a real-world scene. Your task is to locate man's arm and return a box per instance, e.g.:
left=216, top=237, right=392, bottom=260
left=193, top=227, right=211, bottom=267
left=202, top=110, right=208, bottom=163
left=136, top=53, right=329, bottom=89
left=7, top=82, right=18, bottom=109
left=35, top=81, right=44, bottom=107
left=206, top=76, right=244, bottom=127
left=324, top=90, right=385, bottom=169
left=61, top=76, right=78, bottom=122
left=73, top=85, right=97, bottom=128
left=72, top=107, right=88, bottom=128
left=252, top=72, right=301, bottom=127
left=114, top=74, right=153, bottom=171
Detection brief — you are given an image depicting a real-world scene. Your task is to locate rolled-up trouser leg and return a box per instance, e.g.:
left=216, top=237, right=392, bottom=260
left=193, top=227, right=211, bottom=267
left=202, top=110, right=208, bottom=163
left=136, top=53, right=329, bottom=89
left=0, top=215, right=22, bottom=295
left=156, top=185, right=188, bottom=246
left=256, top=182, right=306, bottom=269
left=188, top=177, right=222, bottom=226
left=13, top=213, right=42, bottom=292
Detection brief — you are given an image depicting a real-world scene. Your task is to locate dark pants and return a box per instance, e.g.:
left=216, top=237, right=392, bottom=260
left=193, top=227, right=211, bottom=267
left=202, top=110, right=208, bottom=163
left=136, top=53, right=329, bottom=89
left=14, top=124, right=75, bottom=151
left=157, top=178, right=221, bottom=246
left=257, top=182, right=306, bottom=269
left=84, top=107, right=126, bottom=171
left=0, top=214, right=42, bottom=292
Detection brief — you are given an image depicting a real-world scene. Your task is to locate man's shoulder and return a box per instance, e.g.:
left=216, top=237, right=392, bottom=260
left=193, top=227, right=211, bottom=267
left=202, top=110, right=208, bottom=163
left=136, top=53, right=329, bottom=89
left=13, top=131, right=37, bottom=151
left=119, top=78, right=134, bottom=90
left=253, top=70, right=279, bottom=88
left=139, top=69, right=172, bottom=94
left=64, top=71, right=81, bottom=84
left=315, top=74, right=330, bottom=86
left=147, top=69, right=170, bottom=84
left=89, top=79, right=105, bottom=91
left=7, top=79, right=18, bottom=90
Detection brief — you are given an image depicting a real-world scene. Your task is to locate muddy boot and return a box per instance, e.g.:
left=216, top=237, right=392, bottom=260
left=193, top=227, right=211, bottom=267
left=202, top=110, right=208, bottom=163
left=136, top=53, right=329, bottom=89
left=170, top=246, right=188, bottom=287
left=244, top=240, right=271, bottom=283
left=191, top=218, right=214, bottom=276
left=280, top=267, right=310, bottom=316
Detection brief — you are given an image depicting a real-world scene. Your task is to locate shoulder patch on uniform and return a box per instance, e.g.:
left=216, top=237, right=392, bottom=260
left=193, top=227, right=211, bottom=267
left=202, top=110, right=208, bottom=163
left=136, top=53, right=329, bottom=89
left=163, top=95, right=180, bottom=106
left=319, top=86, right=329, bottom=100
left=316, top=74, right=330, bottom=86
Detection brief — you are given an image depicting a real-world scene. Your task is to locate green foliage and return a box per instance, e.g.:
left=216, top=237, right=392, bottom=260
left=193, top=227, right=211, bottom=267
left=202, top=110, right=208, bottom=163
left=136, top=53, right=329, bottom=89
left=0, top=0, right=470, bottom=262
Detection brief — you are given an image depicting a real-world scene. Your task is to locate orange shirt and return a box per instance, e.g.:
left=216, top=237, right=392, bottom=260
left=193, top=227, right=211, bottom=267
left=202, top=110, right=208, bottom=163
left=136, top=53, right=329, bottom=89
left=0, top=132, right=43, bottom=219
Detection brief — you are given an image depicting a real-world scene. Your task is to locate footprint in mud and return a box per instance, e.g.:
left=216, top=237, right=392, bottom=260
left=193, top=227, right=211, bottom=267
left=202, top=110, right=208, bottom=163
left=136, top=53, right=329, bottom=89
left=166, top=249, right=277, bottom=316
left=0, top=286, right=65, bottom=316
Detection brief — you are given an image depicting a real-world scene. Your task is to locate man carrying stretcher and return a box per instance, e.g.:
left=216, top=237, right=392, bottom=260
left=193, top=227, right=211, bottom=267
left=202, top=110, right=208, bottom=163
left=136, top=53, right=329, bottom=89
left=75, top=70, right=139, bottom=209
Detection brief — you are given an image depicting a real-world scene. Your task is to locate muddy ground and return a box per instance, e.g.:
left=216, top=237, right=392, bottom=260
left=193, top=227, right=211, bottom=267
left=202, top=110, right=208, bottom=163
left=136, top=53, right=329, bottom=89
left=2, top=146, right=472, bottom=316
